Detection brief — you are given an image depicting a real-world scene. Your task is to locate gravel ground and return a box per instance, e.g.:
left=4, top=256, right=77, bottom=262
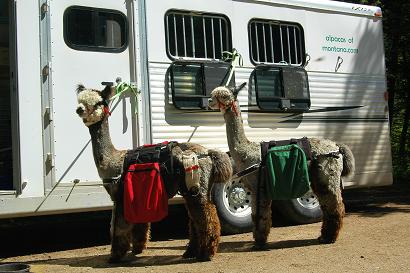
left=1, top=183, right=409, bottom=273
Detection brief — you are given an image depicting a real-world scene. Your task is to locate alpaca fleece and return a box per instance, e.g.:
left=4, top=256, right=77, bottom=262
left=209, top=85, right=355, bottom=247
left=76, top=85, right=232, bottom=262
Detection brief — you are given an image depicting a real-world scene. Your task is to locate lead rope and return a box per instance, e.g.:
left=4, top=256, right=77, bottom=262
left=37, top=82, right=139, bottom=211
left=222, top=48, right=243, bottom=87
left=221, top=49, right=243, bottom=116
left=67, top=81, right=140, bottom=201
left=109, top=80, right=141, bottom=115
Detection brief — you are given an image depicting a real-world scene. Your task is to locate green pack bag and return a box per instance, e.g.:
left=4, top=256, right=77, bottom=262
left=265, top=144, right=310, bottom=200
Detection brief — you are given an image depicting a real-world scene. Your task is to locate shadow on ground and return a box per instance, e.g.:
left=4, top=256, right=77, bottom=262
left=0, top=182, right=409, bottom=259
left=343, top=182, right=410, bottom=217
left=6, top=239, right=322, bottom=268
left=0, top=205, right=189, bottom=259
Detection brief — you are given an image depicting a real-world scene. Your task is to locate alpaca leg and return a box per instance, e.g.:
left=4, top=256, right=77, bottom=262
left=109, top=202, right=133, bottom=263
left=184, top=198, right=221, bottom=261
left=198, top=202, right=221, bottom=261
left=312, top=157, right=345, bottom=244
left=131, top=223, right=150, bottom=254
left=183, top=217, right=199, bottom=258
left=251, top=194, right=272, bottom=249
left=315, top=188, right=344, bottom=243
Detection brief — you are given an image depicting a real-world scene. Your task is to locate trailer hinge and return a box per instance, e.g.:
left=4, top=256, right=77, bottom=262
left=45, top=106, right=53, bottom=122
left=42, top=63, right=50, bottom=77
left=46, top=153, right=55, bottom=168
left=41, top=2, right=49, bottom=16
left=130, top=82, right=138, bottom=89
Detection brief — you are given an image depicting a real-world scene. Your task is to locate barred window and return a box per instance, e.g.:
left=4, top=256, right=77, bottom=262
left=165, top=10, right=232, bottom=60
left=249, top=19, right=305, bottom=66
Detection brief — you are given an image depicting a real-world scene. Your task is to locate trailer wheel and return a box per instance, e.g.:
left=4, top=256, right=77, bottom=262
left=275, top=190, right=322, bottom=224
left=212, top=179, right=253, bottom=234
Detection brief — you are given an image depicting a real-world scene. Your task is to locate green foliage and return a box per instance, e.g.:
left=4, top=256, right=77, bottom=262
left=391, top=111, right=409, bottom=180
left=336, top=0, right=410, bottom=182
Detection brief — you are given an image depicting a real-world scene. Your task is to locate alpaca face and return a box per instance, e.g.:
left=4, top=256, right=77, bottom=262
left=208, top=86, right=236, bottom=110
left=76, top=88, right=107, bottom=126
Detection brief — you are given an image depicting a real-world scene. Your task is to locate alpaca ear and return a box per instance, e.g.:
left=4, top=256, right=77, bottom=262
left=101, top=85, right=115, bottom=101
left=233, top=82, right=247, bottom=98
left=76, top=84, right=85, bottom=94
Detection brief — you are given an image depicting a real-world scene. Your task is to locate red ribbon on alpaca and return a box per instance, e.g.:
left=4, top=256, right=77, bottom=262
left=216, top=97, right=239, bottom=117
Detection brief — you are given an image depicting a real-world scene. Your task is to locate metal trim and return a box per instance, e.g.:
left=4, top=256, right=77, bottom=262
left=39, top=0, right=55, bottom=189
left=135, top=0, right=153, bottom=144
left=9, top=0, right=22, bottom=193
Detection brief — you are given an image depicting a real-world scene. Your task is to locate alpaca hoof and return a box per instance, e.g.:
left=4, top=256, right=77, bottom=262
left=108, top=255, right=124, bottom=264
left=182, top=249, right=197, bottom=259
left=197, top=255, right=213, bottom=262
left=253, top=243, right=268, bottom=251
left=132, top=248, right=143, bottom=255
left=318, top=236, right=336, bottom=244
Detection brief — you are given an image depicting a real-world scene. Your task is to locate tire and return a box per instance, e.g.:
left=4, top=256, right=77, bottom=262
left=274, top=190, right=322, bottom=224
left=212, top=179, right=253, bottom=234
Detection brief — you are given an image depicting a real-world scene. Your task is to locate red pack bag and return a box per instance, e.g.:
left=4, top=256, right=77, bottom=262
left=123, top=162, right=168, bottom=223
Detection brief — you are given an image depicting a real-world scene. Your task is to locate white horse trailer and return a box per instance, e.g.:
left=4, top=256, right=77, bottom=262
left=0, top=0, right=392, bottom=231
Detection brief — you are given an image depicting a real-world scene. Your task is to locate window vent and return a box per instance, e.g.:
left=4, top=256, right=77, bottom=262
left=170, top=60, right=234, bottom=110
left=254, top=65, right=310, bottom=112
left=249, top=19, right=304, bottom=66
left=165, top=10, right=232, bottom=60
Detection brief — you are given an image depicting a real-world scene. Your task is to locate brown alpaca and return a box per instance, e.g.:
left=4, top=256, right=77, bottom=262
left=75, top=84, right=232, bottom=262
left=209, top=85, right=355, bottom=248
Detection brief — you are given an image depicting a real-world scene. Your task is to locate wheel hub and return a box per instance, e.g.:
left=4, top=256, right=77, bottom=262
left=297, top=191, right=320, bottom=209
left=229, top=186, right=247, bottom=207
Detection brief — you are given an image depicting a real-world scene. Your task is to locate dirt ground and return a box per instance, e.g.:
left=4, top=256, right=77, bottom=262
left=1, top=183, right=410, bottom=273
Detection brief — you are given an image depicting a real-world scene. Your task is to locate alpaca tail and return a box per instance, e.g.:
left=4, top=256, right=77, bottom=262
left=337, top=143, right=355, bottom=180
left=207, top=149, right=233, bottom=184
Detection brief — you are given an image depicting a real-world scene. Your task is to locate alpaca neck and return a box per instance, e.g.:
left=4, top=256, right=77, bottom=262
left=88, top=118, right=124, bottom=178
left=223, top=101, right=253, bottom=159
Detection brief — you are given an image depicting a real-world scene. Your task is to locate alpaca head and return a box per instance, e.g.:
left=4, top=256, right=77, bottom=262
left=208, top=83, right=247, bottom=111
left=76, top=84, right=114, bottom=126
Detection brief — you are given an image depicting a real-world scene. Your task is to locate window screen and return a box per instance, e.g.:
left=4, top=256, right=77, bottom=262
left=254, top=65, right=310, bottom=112
left=282, top=68, right=309, bottom=99
left=170, top=61, right=233, bottom=110
left=165, top=10, right=232, bottom=60
left=64, top=6, right=127, bottom=52
left=249, top=19, right=304, bottom=66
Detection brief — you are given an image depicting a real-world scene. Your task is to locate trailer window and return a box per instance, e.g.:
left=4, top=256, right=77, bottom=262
left=254, top=65, right=310, bottom=112
left=170, top=61, right=234, bottom=110
left=64, top=6, right=127, bottom=52
left=249, top=19, right=305, bottom=66
left=165, top=10, right=233, bottom=110
left=165, top=10, right=232, bottom=60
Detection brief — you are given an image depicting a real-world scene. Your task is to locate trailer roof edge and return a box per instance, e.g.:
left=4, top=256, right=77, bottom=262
left=237, top=0, right=382, bottom=17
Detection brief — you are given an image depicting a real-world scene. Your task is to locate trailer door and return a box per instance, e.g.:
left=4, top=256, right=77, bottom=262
left=48, top=1, right=133, bottom=185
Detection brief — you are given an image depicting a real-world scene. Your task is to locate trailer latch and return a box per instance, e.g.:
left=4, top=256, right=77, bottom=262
left=46, top=153, right=55, bottom=168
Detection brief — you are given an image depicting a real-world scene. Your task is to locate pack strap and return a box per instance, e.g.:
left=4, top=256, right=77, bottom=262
left=182, top=151, right=200, bottom=195
left=313, top=151, right=340, bottom=159
left=261, top=137, right=312, bottom=166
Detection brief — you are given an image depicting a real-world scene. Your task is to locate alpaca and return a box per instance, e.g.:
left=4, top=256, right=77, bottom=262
left=75, top=84, right=232, bottom=262
left=208, top=85, right=355, bottom=248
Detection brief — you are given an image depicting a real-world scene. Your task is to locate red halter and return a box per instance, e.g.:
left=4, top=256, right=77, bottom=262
left=103, top=106, right=111, bottom=116
left=216, top=98, right=239, bottom=117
